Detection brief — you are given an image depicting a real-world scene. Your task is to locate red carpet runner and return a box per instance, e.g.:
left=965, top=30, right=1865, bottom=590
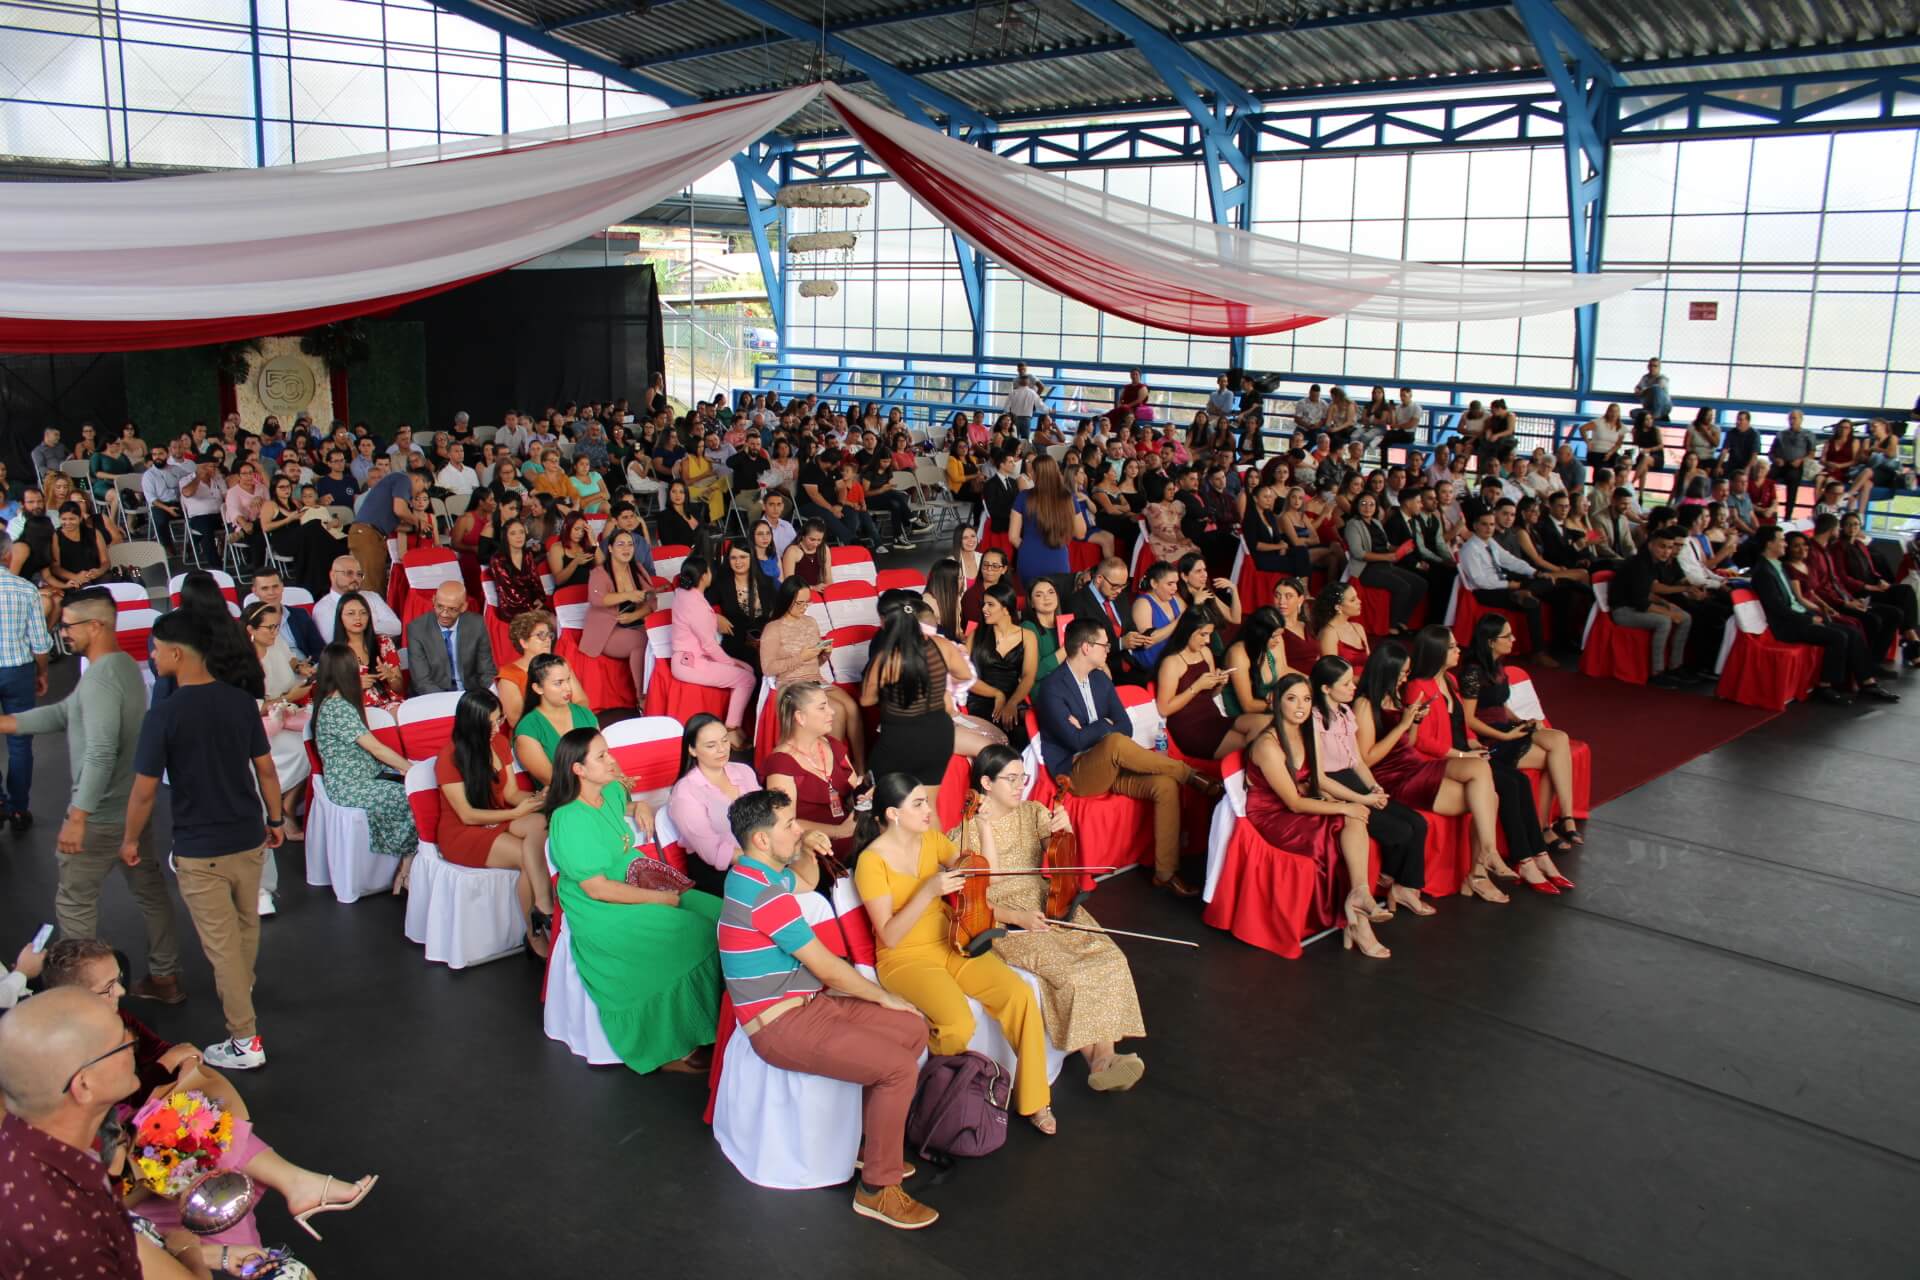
left=1524, top=665, right=1780, bottom=807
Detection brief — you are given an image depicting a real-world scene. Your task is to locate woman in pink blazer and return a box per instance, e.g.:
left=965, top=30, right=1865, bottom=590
left=581, top=527, right=655, bottom=700
left=669, top=555, right=756, bottom=746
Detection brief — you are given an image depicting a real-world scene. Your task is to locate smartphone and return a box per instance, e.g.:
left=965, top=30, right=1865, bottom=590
left=30, top=923, right=53, bottom=953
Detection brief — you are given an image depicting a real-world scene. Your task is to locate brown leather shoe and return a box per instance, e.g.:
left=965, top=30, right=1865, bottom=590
left=129, top=974, right=186, bottom=1005
left=659, top=1044, right=714, bottom=1075
left=853, top=1183, right=940, bottom=1230
left=1151, top=873, right=1200, bottom=898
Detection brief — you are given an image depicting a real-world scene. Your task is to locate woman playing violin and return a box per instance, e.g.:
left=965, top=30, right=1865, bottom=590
left=951, top=747, right=1145, bottom=1093
left=854, top=772, right=1056, bottom=1135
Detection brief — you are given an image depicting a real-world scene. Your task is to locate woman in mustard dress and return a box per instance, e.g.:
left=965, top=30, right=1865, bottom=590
left=955, top=746, right=1146, bottom=1093
left=854, top=773, right=1057, bottom=1134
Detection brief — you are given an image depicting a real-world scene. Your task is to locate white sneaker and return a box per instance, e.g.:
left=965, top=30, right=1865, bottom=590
left=257, top=890, right=277, bottom=917
left=204, top=1035, right=266, bottom=1071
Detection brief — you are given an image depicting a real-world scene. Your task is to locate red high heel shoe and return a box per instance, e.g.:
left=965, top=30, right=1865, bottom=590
left=1547, top=873, right=1575, bottom=891
left=1523, top=877, right=1561, bottom=896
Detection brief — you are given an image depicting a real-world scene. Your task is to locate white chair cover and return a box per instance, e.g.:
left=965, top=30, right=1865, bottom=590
left=826, top=593, right=881, bottom=631
left=542, top=917, right=621, bottom=1066
left=965, top=968, right=1068, bottom=1085
left=303, top=775, right=397, bottom=903
left=828, top=640, right=871, bottom=686
left=402, top=554, right=463, bottom=592
left=403, top=846, right=525, bottom=969
left=1203, top=758, right=1251, bottom=903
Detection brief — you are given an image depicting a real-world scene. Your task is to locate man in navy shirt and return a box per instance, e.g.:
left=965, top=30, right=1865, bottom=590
left=121, top=610, right=284, bottom=1071
left=347, top=469, right=425, bottom=594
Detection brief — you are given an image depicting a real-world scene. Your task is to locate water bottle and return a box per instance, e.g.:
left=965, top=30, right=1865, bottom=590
left=1154, top=723, right=1169, bottom=755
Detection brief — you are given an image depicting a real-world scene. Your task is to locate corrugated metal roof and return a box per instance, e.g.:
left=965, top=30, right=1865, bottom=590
left=468, top=0, right=1920, bottom=134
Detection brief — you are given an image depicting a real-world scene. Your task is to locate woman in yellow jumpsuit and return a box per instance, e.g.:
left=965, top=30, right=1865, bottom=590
left=854, top=772, right=1056, bottom=1134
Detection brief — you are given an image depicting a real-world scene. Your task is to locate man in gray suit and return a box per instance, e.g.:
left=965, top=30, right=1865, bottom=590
left=404, top=581, right=496, bottom=696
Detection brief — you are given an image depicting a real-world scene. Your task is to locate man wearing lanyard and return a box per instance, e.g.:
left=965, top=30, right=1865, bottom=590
left=404, top=582, right=495, bottom=697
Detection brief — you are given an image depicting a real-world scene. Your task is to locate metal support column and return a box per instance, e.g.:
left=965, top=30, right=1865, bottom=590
left=735, top=135, right=792, bottom=341
left=1512, top=0, right=1620, bottom=405
left=1066, top=0, right=1260, bottom=370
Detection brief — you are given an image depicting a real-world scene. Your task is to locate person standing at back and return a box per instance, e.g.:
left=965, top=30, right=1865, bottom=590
left=0, top=590, right=183, bottom=1003
left=119, top=609, right=286, bottom=1072
left=0, top=530, right=51, bottom=832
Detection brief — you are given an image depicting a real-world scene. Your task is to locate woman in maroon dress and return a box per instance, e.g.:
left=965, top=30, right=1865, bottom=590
left=1154, top=611, right=1269, bottom=759
left=763, top=679, right=863, bottom=862
left=1242, top=674, right=1390, bottom=958
left=1309, top=579, right=1371, bottom=666
left=1273, top=576, right=1319, bottom=673
left=488, top=516, right=550, bottom=622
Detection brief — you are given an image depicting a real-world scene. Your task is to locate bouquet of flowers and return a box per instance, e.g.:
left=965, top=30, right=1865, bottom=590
left=129, top=1089, right=235, bottom=1198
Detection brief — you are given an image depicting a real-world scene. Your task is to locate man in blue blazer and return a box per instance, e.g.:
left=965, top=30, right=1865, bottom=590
left=1033, top=618, right=1221, bottom=897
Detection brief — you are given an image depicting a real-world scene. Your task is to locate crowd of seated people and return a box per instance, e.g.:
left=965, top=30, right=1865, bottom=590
left=5, top=377, right=1915, bottom=1266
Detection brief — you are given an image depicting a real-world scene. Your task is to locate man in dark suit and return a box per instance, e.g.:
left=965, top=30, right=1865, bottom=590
left=1750, top=525, right=1896, bottom=705
left=243, top=567, right=322, bottom=661
left=1066, top=556, right=1150, bottom=686
left=404, top=581, right=497, bottom=696
left=1033, top=618, right=1221, bottom=896
left=1535, top=491, right=1597, bottom=571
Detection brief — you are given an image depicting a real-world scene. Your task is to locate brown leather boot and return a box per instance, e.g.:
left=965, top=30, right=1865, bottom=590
left=130, top=973, right=186, bottom=1005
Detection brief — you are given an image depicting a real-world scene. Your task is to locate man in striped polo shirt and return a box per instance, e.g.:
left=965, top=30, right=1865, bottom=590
left=719, top=789, right=937, bottom=1230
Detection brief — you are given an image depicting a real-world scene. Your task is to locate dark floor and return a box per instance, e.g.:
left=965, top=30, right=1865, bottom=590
left=2, top=656, right=1917, bottom=1280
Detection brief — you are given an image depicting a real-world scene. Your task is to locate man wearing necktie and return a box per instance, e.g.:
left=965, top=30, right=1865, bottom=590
left=405, top=581, right=496, bottom=697
left=1068, top=556, right=1152, bottom=686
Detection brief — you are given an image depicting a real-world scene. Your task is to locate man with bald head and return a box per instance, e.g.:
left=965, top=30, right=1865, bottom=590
left=404, top=580, right=495, bottom=696
left=0, top=987, right=202, bottom=1276
left=314, top=553, right=402, bottom=643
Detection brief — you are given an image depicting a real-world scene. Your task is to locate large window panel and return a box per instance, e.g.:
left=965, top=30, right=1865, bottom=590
left=1607, top=143, right=1677, bottom=215
left=1741, top=213, right=1822, bottom=262
left=1299, top=155, right=1356, bottom=221
left=1671, top=138, right=1753, bottom=215
left=1806, top=293, right=1894, bottom=369
left=1748, top=135, right=1830, bottom=212
left=1732, top=292, right=1812, bottom=367
left=1824, top=130, right=1915, bottom=211
left=1820, top=211, right=1907, bottom=264
left=1408, top=151, right=1468, bottom=219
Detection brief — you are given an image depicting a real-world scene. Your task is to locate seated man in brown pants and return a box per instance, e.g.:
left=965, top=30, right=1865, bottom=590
left=1032, top=618, right=1221, bottom=897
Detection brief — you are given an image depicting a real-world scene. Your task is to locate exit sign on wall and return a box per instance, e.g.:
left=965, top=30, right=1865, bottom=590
left=1689, top=301, right=1719, bottom=321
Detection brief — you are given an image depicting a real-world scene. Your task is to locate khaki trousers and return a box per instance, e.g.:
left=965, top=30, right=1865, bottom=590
left=174, top=848, right=266, bottom=1040
left=1067, top=733, right=1195, bottom=879
left=346, top=523, right=391, bottom=595
left=56, top=820, right=182, bottom=979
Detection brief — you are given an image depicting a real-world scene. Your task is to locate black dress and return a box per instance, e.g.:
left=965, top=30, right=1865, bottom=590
left=1442, top=680, right=1547, bottom=859
left=876, top=637, right=957, bottom=786
left=52, top=528, right=102, bottom=579
left=1457, top=662, right=1531, bottom=769
left=707, top=570, right=777, bottom=673
left=965, top=627, right=1030, bottom=748
left=658, top=505, right=703, bottom=548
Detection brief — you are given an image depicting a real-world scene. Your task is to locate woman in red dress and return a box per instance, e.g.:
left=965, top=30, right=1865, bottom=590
left=1242, top=674, right=1390, bottom=958
left=1155, top=611, right=1269, bottom=759
left=763, top=679, right=863, bottom=862
left=1309, top=580, right=1371, bottom=666
left=1354, top=639, right=1511, bottom=903
left=434, top=689, right=556, bottom=956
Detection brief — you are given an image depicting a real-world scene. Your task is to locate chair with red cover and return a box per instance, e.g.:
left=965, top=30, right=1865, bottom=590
left=820, top=581, right=880, bottom=631
left=1353, top=578, right=1426, bottom=638
left=1714, top=588, right=1822, bottom=711
left=1200, top=752, right=1380, bottom=959
left=302, top=706, right=403, bottom=904
left=552, top=584, right=640, bottom=713
left=395, top=691, right=463, bottom=762
left=167, top=570, right=240, bottom=617
left=1449, top=580, right=1536, bottom=655
left=828, top=544, right=877, bottom=584
left=477, top=568, right=520, bottom=667
left=103, top=581, right=158, bottom=661
left=401, top=758, right=525, bottom=969
left=394, top=547, right=464, bottom=633
left=1576, top=571, right=1654, bottom=685
left=874, top=569, right=926, bottom=593
left=1232, top=543, right=1283, bottom=619
left=601, top=714, right=690, bottom=826
left=639, top=606, right=733, bottom=727
left=1503, top=666, right=1591, bottom=824
left=651, top=544, right=693, bottom=586
left=1068, top=540, right=1103, bottom=574
left=751, top=675, right=782, bottom=775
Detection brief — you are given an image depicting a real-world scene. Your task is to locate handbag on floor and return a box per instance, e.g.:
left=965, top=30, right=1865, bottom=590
left=904, top=1051, right=1008, bottom=1162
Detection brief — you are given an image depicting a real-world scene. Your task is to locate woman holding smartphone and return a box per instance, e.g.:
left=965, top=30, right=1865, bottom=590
left=757, top=575, right=865, bottom=772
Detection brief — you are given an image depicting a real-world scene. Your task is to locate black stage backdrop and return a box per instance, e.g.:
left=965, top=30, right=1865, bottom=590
left=390, top=265, right=665, bottom=427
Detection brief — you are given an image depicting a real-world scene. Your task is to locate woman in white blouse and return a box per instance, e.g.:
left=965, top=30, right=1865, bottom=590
left=243, top=600, right=313, bottom=842
left=664, top=714, right=760, bottom=895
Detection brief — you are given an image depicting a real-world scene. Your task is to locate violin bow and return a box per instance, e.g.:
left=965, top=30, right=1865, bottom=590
left=1009, top=920, right=1198, bottom=948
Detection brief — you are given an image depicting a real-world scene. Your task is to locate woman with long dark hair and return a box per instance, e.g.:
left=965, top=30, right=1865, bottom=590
left=312, top=643, right=418, bottom=891
left=512, top=653, right=599, bottom=786
left=164, top=570, right=267, bottom=701
left=489, top=516, right=549, bottom=623
left=708, top=539, right=777, bottom=673
left=965, top=581, right=1037, bottom=743
left=759, top=577, right=864, bottom=770
left=434, top=688, right=554, bottom=954
left=1309, top=580, right=1370, bottom=666
left=1008, top=453, right=1084, bottom=588
left=1459, top=613, right=1583, bottom=866
left=1155, top=609, right=1268, bottom=758
left=545, top=726, right=721, bottom=1076
left=666, top=712, right=758, bottom=895
left=329, top=590, right=402, bottom=709
left=1223, top=605, right=1291, bottom=718
left=1241, top=674, right=1389, bottom=958
left=1403, top=625, right=1564, bottom=894
left=1354, top=641, right=1510, bottom=904
left=853, top=771, right=1056, bottom=1133
left=859, top=591, right=959, bottom=804
left=668, top=555, right=757, bottom=746
left=1308, top=656, right=1431, bottom=916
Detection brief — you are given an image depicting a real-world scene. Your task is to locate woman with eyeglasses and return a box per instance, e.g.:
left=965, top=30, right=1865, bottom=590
left=956, top=745, right=1146, bottom=1093
left=435, top=689, right=554, bottom=958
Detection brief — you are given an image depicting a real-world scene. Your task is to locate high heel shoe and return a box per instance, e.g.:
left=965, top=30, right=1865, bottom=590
left=1554, top=818, right=1585, bottom=847
left=1346, top=890, right=1392, bottom=924
left=1459, top=868, right=1509, bottom=904
left=291, top=1175, right=378, bottom=1241
left=1485, top=854, right=1519, bottom=881
left=1342, top=902, right=1391, bottom=959
left=1389, top=885, right=1437, bottom=917
left=1547, top=873, right=1575, bottom=891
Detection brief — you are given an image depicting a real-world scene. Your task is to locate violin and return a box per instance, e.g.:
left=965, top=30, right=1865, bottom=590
left=945, top=789, right=1005, bottom=958
left=1041, top=780, right=1091, bottom=922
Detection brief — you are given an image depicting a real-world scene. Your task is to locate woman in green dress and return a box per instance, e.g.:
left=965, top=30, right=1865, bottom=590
left=545, top=726, right=721, bottom=1075
left=312, top=644, right=421, bottom=891
left=513, top=653, right=600, bottom=786
left=1222, top=605, right=1292, bottom=720
left=1022, top=577, right=1065, bottom=684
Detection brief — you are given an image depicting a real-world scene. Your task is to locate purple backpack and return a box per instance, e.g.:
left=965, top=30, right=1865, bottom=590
left=904, top=1052, right=1009, bottom=1161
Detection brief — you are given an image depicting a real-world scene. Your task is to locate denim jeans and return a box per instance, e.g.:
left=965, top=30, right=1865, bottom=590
left=0, top=661, right=35, bottom=814
left=800, top=501, right=879, bottom=547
